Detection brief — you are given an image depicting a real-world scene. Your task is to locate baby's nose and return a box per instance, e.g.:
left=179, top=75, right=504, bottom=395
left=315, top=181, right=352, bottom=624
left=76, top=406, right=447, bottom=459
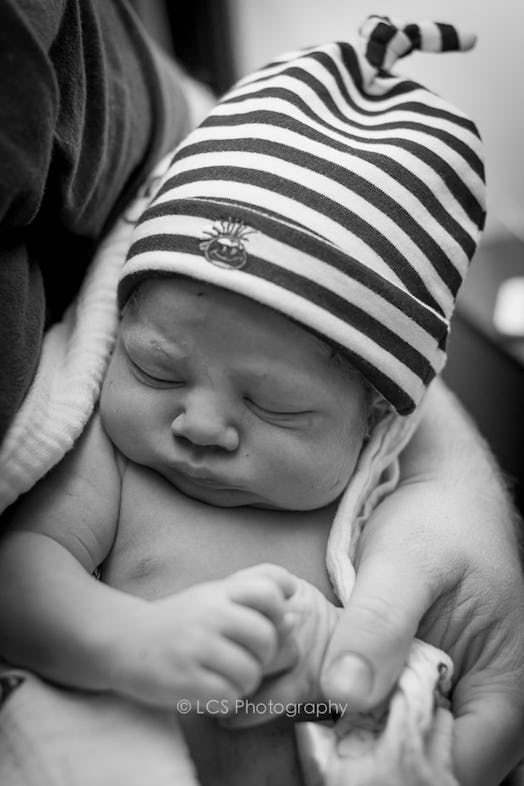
left=171, top=393, right=239, bottom=452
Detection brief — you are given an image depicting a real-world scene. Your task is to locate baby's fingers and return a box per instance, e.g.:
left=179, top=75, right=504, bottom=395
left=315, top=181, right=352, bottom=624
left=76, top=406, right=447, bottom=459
left=199, top=638, right=266, bottom=699
left=222, top=604, right=297, bottom=671
left=195, top=629, right=296, bottom=708
left=226, top=563, right=297, bottom=629
left=228, top=563, right=297, bottom=597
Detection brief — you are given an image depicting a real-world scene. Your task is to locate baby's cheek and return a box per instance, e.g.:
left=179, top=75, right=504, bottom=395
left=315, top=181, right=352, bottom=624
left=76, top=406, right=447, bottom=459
left=319, top=428, right=364, bottom=497
left=100, top=376, right=138, bottom=452
left=314, top=458, right=353, bottom=502
left=287, top=440, right=354, bottom=508
left=100, top=380, right=124, bottom=442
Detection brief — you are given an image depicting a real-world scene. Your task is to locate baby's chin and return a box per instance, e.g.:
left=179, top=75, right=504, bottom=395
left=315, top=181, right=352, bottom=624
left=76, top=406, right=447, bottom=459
left=168, top=474, right=267, bottom=509
left=172, top=475, right=342, bottom=512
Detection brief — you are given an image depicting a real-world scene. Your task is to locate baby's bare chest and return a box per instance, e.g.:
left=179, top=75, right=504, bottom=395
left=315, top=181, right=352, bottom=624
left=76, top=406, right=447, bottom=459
left=101, top=462, right=338, bottom=786
left=101, top=462, right=338, bottom=604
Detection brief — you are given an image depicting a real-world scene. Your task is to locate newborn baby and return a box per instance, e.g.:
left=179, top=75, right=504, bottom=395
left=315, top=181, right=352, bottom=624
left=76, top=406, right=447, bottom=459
left=0, top=13, right=483, bottom=786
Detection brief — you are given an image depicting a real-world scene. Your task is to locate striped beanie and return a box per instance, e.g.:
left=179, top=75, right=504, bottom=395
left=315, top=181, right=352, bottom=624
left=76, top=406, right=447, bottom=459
left=119, top=15, right=486, bottom=415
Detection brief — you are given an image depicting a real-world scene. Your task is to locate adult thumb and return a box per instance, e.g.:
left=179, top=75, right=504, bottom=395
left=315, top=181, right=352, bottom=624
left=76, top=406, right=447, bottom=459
left=320, top=549, right=433, bottom=711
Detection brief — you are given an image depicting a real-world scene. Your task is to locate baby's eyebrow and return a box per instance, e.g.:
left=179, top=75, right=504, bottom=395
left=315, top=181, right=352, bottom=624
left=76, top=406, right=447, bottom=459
left=124, top=331, right=184, bottom=363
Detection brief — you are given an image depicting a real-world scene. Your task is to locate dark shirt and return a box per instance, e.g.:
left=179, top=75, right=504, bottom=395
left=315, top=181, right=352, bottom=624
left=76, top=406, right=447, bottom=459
left=0, top=0, right=190, bottom=442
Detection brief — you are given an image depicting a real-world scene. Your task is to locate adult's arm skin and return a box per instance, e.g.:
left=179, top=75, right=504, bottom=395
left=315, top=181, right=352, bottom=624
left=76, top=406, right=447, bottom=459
left=321, top=378, right=524, bottom=786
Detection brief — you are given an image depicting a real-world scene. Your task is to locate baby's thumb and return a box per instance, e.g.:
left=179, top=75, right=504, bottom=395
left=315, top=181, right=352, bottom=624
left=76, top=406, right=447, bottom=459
left=320, top=554, right=430, bottom=711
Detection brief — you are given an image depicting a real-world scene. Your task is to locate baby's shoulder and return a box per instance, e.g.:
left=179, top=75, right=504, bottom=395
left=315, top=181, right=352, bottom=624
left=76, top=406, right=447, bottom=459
left=3, top=411, right=123, bottom=572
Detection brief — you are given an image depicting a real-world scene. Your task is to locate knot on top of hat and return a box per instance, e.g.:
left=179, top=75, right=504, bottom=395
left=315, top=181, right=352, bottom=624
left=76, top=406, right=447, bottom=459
left=359, top=15, right=476, bottom=72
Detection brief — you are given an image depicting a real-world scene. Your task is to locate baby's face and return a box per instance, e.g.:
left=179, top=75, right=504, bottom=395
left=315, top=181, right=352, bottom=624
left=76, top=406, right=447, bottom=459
left=100, top=278, right=368, bottom=510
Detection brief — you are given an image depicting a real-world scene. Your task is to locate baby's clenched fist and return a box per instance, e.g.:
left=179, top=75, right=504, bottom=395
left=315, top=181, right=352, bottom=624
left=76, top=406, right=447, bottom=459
left=111, top=563, right=298, bottom=710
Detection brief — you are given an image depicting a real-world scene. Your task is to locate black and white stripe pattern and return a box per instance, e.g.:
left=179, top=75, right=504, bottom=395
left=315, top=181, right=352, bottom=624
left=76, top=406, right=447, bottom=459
left=120, top=17, right=486, bottom=415
left=359, top=15, right=477, bottom=70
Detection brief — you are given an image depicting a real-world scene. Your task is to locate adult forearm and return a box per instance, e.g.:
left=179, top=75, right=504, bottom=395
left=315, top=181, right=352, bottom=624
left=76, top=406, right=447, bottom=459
left=403, top=379, right=490, bottom=468
left=401, top=379, right=519, bottom=525
left=0, top=530, right=147, bottom=691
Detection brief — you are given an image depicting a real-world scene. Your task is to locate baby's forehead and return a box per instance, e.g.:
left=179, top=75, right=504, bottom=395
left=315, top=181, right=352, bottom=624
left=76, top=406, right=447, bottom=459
left=129, top=277, right=299, bottom=336
left=121, top=277, right=366, bottom=384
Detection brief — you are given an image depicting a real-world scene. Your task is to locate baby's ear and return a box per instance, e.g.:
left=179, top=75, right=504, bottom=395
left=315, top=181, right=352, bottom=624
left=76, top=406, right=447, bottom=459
left=363, top=388, right=390, bottom=438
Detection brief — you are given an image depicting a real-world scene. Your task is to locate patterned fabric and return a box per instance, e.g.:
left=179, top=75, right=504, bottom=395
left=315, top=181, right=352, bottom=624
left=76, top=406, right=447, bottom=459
left=360, top=15, right=477, bottom=68
left=120, top=16, right=486, bottom=415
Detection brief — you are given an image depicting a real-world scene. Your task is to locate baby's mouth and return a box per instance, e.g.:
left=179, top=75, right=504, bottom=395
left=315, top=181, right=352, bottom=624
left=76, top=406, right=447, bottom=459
left=172, top=462, right=235, bottom=490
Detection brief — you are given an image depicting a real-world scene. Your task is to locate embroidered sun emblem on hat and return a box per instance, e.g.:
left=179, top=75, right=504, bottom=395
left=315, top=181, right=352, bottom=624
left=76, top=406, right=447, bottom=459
left=199, top=218, right=255, bottom=270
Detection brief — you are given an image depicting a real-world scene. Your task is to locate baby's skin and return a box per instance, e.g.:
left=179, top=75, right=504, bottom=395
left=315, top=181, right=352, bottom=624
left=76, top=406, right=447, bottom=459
left=101, top=467, right=341, bottom=784
left=100, top=277, right=360, bottom=784
left=0, top=277, right=366, bottom=786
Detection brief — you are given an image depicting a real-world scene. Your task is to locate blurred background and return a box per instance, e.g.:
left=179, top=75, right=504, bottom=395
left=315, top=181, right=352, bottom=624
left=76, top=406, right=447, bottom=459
left=131, top=0, right=524, bottom=513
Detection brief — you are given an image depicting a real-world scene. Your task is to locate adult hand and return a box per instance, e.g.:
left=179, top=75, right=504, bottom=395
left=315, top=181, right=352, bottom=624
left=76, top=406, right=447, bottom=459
left=320, top=379, right=524, bottom=786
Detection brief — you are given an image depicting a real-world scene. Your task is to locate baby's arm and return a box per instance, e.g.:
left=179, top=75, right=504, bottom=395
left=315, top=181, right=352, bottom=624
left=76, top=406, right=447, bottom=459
left=0, top=413, right=125, bottom=689
left=0, top=415, right=295, bottom=708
